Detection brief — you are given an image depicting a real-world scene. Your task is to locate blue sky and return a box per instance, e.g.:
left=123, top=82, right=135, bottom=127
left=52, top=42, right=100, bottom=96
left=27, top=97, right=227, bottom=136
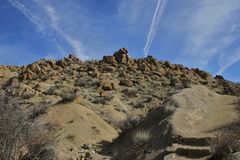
left=0, top=0, right=240, bottom=82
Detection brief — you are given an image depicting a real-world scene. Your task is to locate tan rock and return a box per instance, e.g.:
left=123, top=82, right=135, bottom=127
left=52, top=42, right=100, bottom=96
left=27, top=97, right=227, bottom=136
left=100, top=79, right=120, bottom=91
left=164, top=61, right=172, bottom=68
left=99, top=90, right=108, bottom=97
left=192, top=68, right=210, bottom=80
left=22, top=87, right=35, bottom=99
left=120, top=78, right=133, bottom=87
left=113, top=48, right=131, bottom=64
left=102, top=56, right=117, bottom=64
left=100, top=79, right=113, bottom=91
left=0, top=69, right=18, bottom=85
left=138, top=62, right=150, bottom=71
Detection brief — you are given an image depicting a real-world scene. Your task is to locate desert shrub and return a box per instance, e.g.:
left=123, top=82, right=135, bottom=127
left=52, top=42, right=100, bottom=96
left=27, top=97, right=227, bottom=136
left=47, top=85, right=76, bottom=102
left=170, top=77, right=177, bottom=86
left=75, top=79, right=86, bottom=87
left=119, top=115, right=140, bottom=130
left=75, top=77, right=98, bottom=87
left=92, top=95, right=114, bottom=105
left=132, top=129, right=150, bottom=146
left=60, top=91, right=76, bottom=102
left=122, top=89, right=138, bottom=98
left=29, top=104, right=48, bottom=120
left=0, top=94, right=54, bottom=160
left=209, top=123, right=240, bottom=160
left=181, top=78, right=191, bottom=88
left=66, top=134, right=75, bottom=141
left=22, top=91, right=35, bottom=99
left=133, top=103, right=145, bottom=109
left=237, top=98, right=240, bottom=106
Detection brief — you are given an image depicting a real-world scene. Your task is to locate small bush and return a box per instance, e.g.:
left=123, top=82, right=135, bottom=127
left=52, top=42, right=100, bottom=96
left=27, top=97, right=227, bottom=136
left=209, top=123, right=240, bottom=160
left=92, top=95, right=113, bottom=105
left=22, top=91, right=35, bottom=99
left=47, top=85, right=76, bottom=102
left=60, top=91, right=76, bottom=102
left=66, top=134, right=75, bottom=141
left=122, top=89, right=138, bottom=98
left=0, top=94, right=54, bottom=160
left=75, top=79, right=87, bottom=87
left=29, top=104, right=48, bottom=120
left=132, top=129, right=150, bottom=146
left=120, top=115, right=140, bottom=130
left=75, top=77, right=98, bottom=87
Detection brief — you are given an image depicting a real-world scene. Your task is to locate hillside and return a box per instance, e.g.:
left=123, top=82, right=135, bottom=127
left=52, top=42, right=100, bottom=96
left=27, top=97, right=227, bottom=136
left=0, top=48, right=239, bottom=160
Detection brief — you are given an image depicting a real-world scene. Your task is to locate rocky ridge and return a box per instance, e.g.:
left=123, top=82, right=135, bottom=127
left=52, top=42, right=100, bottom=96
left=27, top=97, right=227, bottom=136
left=0, top=48, right=240, bottom=160
left=1, top=48, right=239, bottom=99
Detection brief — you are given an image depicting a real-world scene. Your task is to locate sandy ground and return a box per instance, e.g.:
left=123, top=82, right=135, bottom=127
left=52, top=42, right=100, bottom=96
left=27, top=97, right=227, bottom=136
left=172, top=85, right=239, bottom=138
left=44, top=103, right=119, bottom=159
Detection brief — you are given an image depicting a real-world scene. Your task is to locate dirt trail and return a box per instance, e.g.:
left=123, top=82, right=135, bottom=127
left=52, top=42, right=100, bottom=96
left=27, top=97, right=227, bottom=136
left=44, top=103, right=119, bottom=159
left=172, top=85, right=239, bottom=138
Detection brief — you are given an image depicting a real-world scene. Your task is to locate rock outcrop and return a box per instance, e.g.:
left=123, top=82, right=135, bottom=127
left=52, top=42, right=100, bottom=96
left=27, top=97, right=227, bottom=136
left=111, top=86, right=239, bottom=160
left=0, top=48, right=239, bottom=160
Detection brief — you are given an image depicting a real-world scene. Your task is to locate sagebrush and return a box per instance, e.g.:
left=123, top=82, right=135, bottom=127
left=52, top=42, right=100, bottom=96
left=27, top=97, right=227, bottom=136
left=0, top=94, right=54, bottom=160
left=132, top=129, right=150, bottom=146
left=209, top=122, right=240, bottom=160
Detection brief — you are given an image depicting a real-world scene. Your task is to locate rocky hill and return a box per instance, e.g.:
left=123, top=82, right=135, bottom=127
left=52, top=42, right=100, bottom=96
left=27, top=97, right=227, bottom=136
left=0, top=48, right=239, bottom=160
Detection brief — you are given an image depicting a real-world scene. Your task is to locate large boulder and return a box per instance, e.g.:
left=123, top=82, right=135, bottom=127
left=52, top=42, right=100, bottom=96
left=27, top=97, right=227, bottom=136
left=102, top=56, right=117, bottom=66
left=113, top=48, right=131, bottom=64
left=99, top=79, right=120, bottom=91
left=119, top=78, right=134, bottom=87
left=0, top=68, right=18, bottom=86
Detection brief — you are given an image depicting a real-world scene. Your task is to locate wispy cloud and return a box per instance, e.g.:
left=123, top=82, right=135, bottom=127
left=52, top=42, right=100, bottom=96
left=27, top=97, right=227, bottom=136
left=143, top=0, right=168, bottom=57
left=162, top=0, right=240, bottom=76
left=8, top=0, right=89, bottom=60
left=8, top=0, right=45, bottom=34
left=179, top=1, right=240, bottom=71
left=42, top=4, right=89, bottom=60
left=0, top=43, right=39, bottom=65
left=5, top=0, right=240, bottom=79
left=217, top=49, right=240, bottom=75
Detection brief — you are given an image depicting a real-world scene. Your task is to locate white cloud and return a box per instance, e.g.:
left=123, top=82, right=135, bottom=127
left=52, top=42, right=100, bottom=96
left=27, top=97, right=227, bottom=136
left=118, top=0, right=147, bottom=26
left=42, top=4, right=89, bottom=60
left=8, top=0, right=89, bottom=60
left=185, top=1, right=237, bottom=52
left=163, top=0, right=240, bottom=74
left=8, top=0, right=46, bottom=34
left=143, top=0, right=168, bottom=57
left=217, top=49, right=240, bottom=75
left=7, top=0, right=240, bottom=76
left=117, top=0, right=157, bottom=34
left=182, top=0, right=240, bottom=70
left=0, top=44, right=39, bottom=65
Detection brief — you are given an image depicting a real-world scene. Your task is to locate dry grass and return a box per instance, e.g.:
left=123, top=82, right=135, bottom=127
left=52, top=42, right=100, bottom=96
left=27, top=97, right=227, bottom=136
left=60, top=91, right=76, bottom=102
left=47, top=85, right=76, bottom=102
left=29, top=104, right=48, bottom=120
left=0, top=94, right=54, bottom=160
left=66, top=134, right=75, bottom=141
left=132, top=129, right=150, bottom=146
left=209, top=122, right=240, bottom=160
left=118, top=115, right=140, bottom=131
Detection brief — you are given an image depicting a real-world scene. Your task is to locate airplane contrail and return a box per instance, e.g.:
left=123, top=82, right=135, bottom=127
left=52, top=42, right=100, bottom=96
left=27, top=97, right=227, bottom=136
left=143, top=0, right=168, bottom=57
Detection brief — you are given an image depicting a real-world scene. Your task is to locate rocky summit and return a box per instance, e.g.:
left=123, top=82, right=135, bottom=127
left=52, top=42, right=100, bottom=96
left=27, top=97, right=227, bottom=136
left=0, top=48, right=240, bottom=160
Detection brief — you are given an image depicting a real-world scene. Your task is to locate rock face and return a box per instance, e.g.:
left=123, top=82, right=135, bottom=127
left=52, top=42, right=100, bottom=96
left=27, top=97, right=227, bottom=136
left=111, top=86, right=240, bottom=160
left=0, top=67, right=18, bottom=86
left=99, top=79, right=120, bottom=91
left=0, top=48, right=240, bottom=160
left=4, top=48, right=239, bottom=97
left=113, top=48, right=131, bottom=64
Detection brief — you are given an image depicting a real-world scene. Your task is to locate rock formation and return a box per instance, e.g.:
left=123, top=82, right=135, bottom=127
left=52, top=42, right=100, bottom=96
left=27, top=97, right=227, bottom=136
left=0, top=48, right=239, bottom=160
